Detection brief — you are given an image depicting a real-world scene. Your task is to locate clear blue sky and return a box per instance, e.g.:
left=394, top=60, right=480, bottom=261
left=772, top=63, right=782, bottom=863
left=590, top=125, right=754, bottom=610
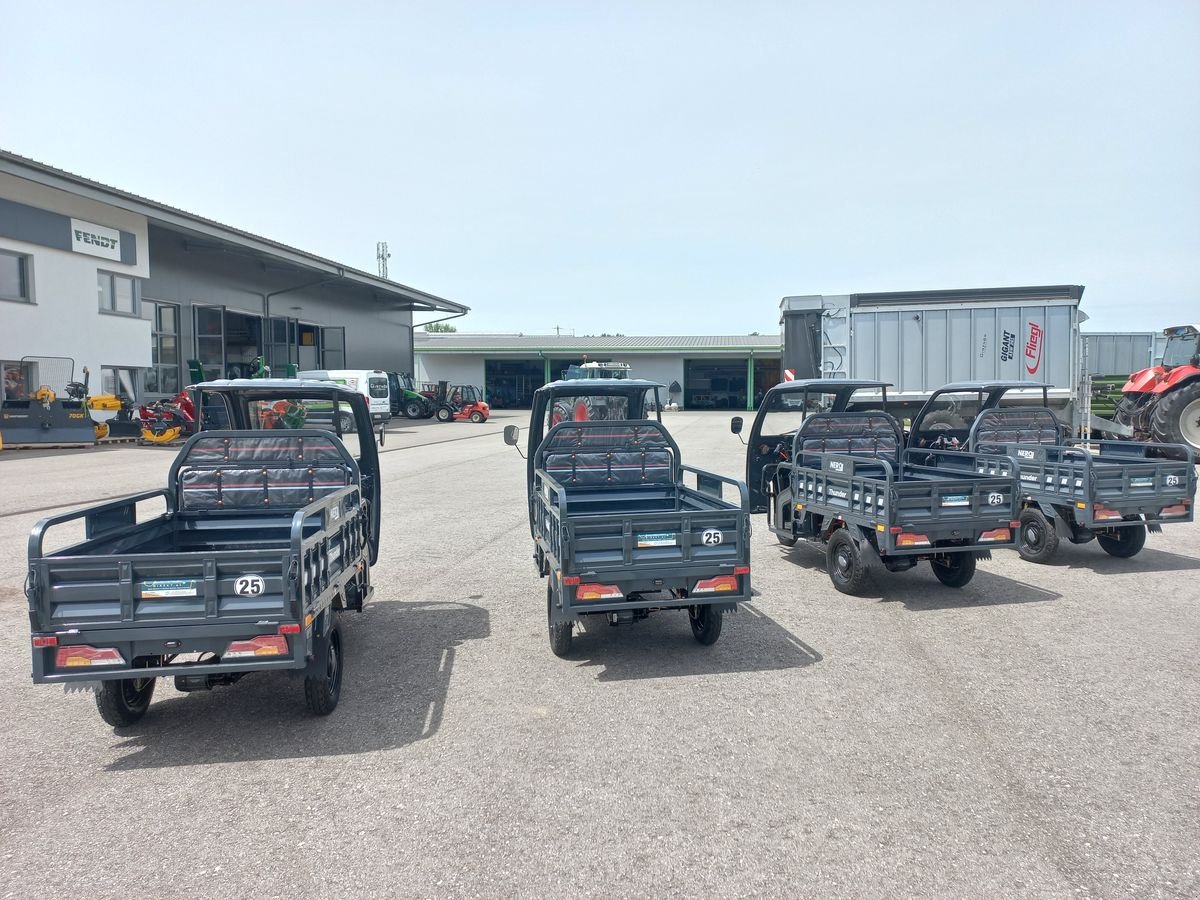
left=3, top=1, right=1197, bottom=334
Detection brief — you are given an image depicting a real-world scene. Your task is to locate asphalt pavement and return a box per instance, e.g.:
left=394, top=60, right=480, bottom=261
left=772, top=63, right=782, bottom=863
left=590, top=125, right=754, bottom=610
left=0, top=411, right=1197, bottom=898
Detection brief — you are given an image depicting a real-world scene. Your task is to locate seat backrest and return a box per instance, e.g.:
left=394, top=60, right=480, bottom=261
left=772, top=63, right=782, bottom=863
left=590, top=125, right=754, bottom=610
left=171, top=431, right=359, bottom=512
left=970, top=407, right=1061, bottom=452
left=793, top=412, right=902, bottom=469
left=538, top=422, right=675, bottom=487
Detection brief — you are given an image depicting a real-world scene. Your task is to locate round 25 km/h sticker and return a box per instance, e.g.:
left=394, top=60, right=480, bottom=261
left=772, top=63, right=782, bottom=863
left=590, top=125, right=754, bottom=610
left=988, top=492, right=1004, bottom=506
left=701, top=528, right=723, bottom=545
left=234, top=575, right=266, bottom=597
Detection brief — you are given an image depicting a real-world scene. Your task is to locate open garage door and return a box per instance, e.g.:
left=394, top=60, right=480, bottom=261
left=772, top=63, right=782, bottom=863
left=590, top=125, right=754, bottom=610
left=485, top=358, right=545, bottom=408
left=684, top=359, right=748, bottom=410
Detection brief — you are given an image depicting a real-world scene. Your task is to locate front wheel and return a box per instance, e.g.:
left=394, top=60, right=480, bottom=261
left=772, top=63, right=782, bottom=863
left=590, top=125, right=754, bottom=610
left=304, top=620, right=343, bottom=715
left=689, top=605, right=723, bottom=645
left=929, top=552, right=976, bottom=588
left=1018, top=507, right=1060, bottom=563
left=435, top=406, right=453, bottom=423
left=1096, top=523, right=1147, bottom=558
left=547, top=583, right=573, bottom=657
left=96, top=677, right=156, bottom=727
left=403, top=399, right=424, bottom=419
left=469, top=411, right=486, bottom=424
left=826, top=529, right=871, bottom=595
left=335, top=411, right=355, bottom=434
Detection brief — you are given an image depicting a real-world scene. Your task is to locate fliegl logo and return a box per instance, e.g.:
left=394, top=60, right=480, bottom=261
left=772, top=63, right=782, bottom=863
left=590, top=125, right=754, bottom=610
left=1024, top=322, right=1044, bottom=375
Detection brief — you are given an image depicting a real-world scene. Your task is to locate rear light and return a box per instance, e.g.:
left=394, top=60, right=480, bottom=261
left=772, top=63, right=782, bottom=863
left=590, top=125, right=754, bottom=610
left=733, top=566, right=750, bottom=576
left=979, top=528, right=1012, bottom=543
left=1010, top=521, right=1021, bottom=529
left=895, top=532, right=931, bottom=548
left=574, top=583, right=623, bottom=601
left=1092, top=504, right=1123, bottom=522
left=56, top=645, right=124, bottom=668
left=224, top=635, right=288, bottom=659
left=1160, top=504, right=1190, bottom=517
left=278, top=623, right=301, bottom=635
left=562, top=575, right=581, bottom=586
left=693, top=575, right=738, bottom=594
left=31, top=635, right=58, bottom=648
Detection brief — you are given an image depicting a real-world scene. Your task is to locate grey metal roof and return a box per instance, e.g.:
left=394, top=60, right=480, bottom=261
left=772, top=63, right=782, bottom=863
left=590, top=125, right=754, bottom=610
left=0, top=148, right=467, bottom=315
left=414, top=333, right=782, bottom=353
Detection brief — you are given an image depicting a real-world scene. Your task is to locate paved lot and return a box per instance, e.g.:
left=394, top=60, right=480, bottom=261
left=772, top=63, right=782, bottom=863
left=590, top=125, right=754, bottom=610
left=1, top=411, right=1197, bottom=898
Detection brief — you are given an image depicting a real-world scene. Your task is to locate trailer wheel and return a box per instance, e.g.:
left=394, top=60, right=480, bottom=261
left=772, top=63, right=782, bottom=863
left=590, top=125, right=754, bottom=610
left=404, top=399, right=425, bottom=419
left=929, top=552, right=976, bottom=588
left=1018, top=507, right=1060, bottom=563
left=96, top=677, right=156, bottom=728
left=304, top=620, right=343, bottom=716
left=547, top=583, right=573, bottom=658
left=1096, top=522, right=1147, bottom=558
left=1150, top=381, right=1200, bottom=454
left=689, top=605, right=723, bottom=645
left=469, top=411, right=486, bottom=423
left=826, top=530, right=871, bottom=595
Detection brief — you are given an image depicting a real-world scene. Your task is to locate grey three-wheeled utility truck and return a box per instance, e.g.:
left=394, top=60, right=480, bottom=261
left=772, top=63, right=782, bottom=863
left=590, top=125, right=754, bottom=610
left=26, top=380, right=382, bottom=727
left=734, top=379, right=1021, bottom=594
left=506, top=378, right=752, bottom=656
left=910, top=382, right=1197, bottom=563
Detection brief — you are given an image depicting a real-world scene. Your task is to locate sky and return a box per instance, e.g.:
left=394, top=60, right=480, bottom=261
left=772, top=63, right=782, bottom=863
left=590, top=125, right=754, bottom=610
left=2, top=1, right=1197, bottom=335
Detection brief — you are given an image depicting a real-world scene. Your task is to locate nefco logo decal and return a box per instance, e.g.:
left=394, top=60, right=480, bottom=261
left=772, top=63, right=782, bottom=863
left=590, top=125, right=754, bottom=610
left=1024, top=322, right=1043, bottom=374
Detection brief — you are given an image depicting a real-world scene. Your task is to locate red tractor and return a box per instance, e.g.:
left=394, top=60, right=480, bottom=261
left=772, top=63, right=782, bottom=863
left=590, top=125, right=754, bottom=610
left=1117, top=324, right=1200, bottom=454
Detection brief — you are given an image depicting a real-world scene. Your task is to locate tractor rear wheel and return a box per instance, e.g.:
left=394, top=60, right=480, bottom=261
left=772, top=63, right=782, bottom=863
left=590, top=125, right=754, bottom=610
left=1150, top=381, right=1200, bottom=454
left=403, top=399, right=425, bottom=419
left=1096, top=522, right=1147, bottom=559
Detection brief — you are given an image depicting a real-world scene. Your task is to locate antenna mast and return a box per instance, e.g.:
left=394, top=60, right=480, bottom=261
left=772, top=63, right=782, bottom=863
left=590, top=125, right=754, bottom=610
left=376, top=241, right=391, bottom=279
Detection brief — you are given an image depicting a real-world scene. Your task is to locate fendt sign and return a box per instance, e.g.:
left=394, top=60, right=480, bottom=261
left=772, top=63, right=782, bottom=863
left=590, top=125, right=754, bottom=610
left=69, top=218, right=122, bottom=261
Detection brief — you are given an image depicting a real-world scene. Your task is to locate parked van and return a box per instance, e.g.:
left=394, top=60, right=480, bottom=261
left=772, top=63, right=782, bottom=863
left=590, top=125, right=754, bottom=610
left=297, top=370, right=391, bottom=423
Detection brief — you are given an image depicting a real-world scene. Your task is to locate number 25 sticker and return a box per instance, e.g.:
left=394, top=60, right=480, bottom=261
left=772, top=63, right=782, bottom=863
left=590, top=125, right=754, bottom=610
left=987, top=492, right=1004, bottom=505
left=234, top=575, right=265, bottom=597
left=1166, top=475, right=1180, bottom=487
left=701, top=528, right=723, bottom=545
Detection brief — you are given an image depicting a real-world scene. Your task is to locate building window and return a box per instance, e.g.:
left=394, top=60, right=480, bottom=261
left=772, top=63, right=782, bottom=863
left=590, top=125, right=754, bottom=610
left=101, top=366, right=139, bottom=402
left=98, top=271, right=138, bottom=315
left=142, top=299, right=182, bottom=396
left=0, top=251, right=32, bottom=303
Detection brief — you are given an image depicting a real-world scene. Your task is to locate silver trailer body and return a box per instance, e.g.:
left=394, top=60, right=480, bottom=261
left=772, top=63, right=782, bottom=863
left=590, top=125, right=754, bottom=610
left=781, top=286, right=1087, bottom=418
left=1081, top=331, right=1166, bottom=376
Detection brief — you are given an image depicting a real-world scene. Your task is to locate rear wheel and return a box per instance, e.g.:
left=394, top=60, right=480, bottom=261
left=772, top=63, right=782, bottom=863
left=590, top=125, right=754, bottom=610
left=335, top=411, right=355, bottom=434
left=929, top=552, right=976, bottom=588
left=469, top=410, right=486, bottom=424
left=689, top=605, right=723, bottom=645
left=1018, top=507, right=1060, bottom=563
left=776, top=531, right=797, bottom=547
left=1096, top=522, right=1147, bottom=558
left=1151, top=381, right=1200, bottom=454
left=826, top=529, right=871, bottom=595
left=547, top=583, right=573, bottom=657
left=403, top=399, right=424, bottom=419
left=304, top=620, right=343, bottom=715
left=96, top=677, right=156, bottom=728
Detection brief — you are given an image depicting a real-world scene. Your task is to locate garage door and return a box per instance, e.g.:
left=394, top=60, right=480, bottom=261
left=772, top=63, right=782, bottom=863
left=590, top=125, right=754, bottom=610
left=685, top=359, right=748, bottom=410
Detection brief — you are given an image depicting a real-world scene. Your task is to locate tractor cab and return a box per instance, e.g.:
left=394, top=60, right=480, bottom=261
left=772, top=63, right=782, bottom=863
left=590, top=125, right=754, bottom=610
left=908, top=382, right=1056, bottom=451
left=1160, top=325, right=1200, bottom=370
left=732, top=379, right=891, bottom=513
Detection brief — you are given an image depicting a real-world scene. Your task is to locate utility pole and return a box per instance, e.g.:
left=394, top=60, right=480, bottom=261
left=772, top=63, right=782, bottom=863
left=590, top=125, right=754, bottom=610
left=555, top=324, right=561, bottom=336
left=376, top=241, right=391, bottom=279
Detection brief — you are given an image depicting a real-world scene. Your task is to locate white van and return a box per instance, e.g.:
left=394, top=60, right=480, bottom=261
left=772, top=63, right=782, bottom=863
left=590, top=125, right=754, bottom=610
left=297, top=369, right=391, bottom=423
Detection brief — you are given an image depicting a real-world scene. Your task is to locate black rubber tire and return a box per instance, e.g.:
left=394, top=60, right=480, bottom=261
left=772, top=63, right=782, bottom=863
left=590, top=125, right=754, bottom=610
left=547, top=583, right=572, bottom=658
left=96, top=677, right=156, bottom=728
left=304, top=621, right=343, bottom=716
left=1096, top=523, right=1147, bottom=558
left=826, top=529, right=871, bottom=595
left=1150, top=380, right=1200, bottom=454
left=469, top=411, right=486, bottom=424
left=335, top=411, right=355, bottom=434
left=689, top=605, right=723, bottom=645
left=929, top=552, right=976, bottom=588
left=922, top=409, right=968, bottom=431
left=776, top=531, right=798, bottom=547
left=1018, top=507, right=1060, bottom=564
left=436, top=406, right=453, bottom=423
left=404, top=399, right=424, bottom=419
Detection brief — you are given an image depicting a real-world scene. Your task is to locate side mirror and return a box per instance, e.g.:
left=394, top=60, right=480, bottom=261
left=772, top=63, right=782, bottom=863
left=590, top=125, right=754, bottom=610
left=730, top=416, right=743, bottom=435
left=377, top=424, right=386, bottom=448
left=503, top=425, right=520, bottom=446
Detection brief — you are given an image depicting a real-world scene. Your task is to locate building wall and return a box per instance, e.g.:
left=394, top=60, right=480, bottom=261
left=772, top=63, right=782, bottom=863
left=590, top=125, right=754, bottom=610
left=0, top=173, right=151, bottom=382
left=416, top=353, right=485, bottom=388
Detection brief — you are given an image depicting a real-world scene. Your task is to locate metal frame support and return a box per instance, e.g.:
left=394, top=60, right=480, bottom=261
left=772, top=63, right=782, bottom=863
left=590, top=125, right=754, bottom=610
left=746, top=352, right=755, bottom=411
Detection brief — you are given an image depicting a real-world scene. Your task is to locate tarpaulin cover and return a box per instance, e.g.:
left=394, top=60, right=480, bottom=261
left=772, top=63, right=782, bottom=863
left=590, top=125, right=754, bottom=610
left=793, top=413, right=901, bottom=468
left=540, top=423, right=674, bottom=487
left=970, top=408, right=1061, bottom=452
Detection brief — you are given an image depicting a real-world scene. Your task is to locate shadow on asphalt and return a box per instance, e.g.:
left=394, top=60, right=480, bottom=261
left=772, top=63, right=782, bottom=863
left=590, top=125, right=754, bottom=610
left=104, top=599, right=489, bottom=771
left=1038, top=545, right=1200, bottom=574
left=568, top=602, right=822, bottom=681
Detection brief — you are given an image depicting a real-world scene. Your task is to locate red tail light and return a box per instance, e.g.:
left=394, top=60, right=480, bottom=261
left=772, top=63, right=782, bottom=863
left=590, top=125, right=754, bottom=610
left=733, top=566, right=750, bottom=576
left=575, top=583, right=623, bottom=601
left=32, top=635, right=58, bottom=648
left=562, top=575, right=581, bottom=586
left=224, top=635, right=288, bottom=659
left=56, top=645, right=124, bottom=668
left=693, top=575, right=738, bottom=594
left=278, top=623, right=301, bottom=635
left=979, top=527, right=1012, bottom=543
left=895, top=532, right=931, bottom=547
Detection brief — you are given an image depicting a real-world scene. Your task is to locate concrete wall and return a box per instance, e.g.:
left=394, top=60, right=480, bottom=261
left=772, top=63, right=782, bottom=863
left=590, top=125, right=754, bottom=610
left=416, top=353, right=485, bottom=388
left=0, top=173, right=151, bottom=382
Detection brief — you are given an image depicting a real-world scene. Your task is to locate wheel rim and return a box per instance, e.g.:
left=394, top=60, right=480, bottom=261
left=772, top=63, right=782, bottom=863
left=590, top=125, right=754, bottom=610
left=1180, top=398, right=1200, bottom=450
left=326, top=635, right=339, bottom=689
left=123, top=679, right=149, bottom=705
left=833, top=546, right=852, bottom=579
left=1024, top=522, right=1044, bottom=550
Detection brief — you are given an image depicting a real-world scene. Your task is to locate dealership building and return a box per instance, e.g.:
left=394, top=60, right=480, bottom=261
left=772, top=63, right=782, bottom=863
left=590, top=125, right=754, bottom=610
left=0, top=149, right=465, bottom=402
left=415, top=333, right=782, bottom=409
